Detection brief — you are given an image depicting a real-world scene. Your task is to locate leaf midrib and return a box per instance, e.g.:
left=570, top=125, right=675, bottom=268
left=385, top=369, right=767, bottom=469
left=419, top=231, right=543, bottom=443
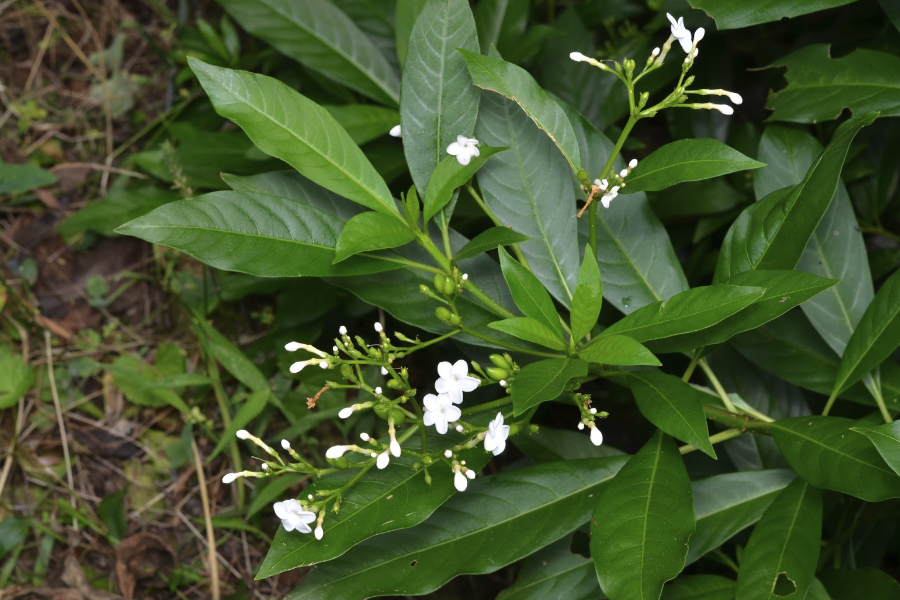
left=774, top=422, right=897, bottom=476
left=628, top=157, right=762, bottom=186
left=835, top=287, right=900, bottom=392
left=634, top=375, right=712, bottom=455
left=639, top=434, right=664, bottom=600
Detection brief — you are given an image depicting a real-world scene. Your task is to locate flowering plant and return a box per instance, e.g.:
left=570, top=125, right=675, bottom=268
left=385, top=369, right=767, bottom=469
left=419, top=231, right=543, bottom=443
left=118, top=1, right=900, bottom=599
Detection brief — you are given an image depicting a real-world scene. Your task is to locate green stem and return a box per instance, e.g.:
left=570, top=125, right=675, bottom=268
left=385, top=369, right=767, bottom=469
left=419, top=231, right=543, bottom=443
left=588, top=115, right=638, bottom=256
left=466, top=184, right=530, bottom=267
left=459, top=326, right=566, bottom=358
left=463, top=280, right=517, bottom=319
left=679, top=428, right=743, bottom=455
left=404, top=329, right=461, bottom=352
left=698, top=358, right=738, bottom=414
left=461, top=395, right=512, bottom=415
left=702, top=404, right=770, bottom=434
left=682, top=347, right=703, bottom=382
left=869, top=381, right=893, bottom=424
left=357, top=253, right=445, bottom=275
left=416, top=234, right=452, bottom=272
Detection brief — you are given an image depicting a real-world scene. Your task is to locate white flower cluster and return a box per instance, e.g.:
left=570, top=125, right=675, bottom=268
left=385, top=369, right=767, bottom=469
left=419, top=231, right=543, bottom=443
left=576, top=406, right=604, bottom=446
left=592, top=158, right=638, bottom=209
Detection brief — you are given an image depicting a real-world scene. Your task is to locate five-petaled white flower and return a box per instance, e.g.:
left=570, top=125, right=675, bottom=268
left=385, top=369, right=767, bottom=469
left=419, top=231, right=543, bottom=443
left=601, top=185, right=620, bottom=209
left=422, top=393, right=461, bottom=435
left=484, top=412, right=510, bottom=456
left=273, top=499, right=317, bottom=533
left=667, top=13, right=693, bottom=53
left=447, top=135, right=481, bottom=166
left=435, top=360, right=480, bottom=404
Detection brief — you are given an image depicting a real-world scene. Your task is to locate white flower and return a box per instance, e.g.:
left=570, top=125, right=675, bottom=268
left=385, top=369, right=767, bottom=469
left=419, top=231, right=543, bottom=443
left=628, top=158, right=638, bottom=169
left=589, top=423, right=603, bottom=446
left=360, top=432, right=370, bottom=442
left=435, top=360, right=480, bottom=404
left=236, top=430, right=250, bottom=440
left=281, top=439, right=291, bottom=450
left=499, top=380, right=507, bottom=388
left=376, top=450, right=390, bottom=469
left=381, top=366, right=388, bottom=376
left=711, top=103, right=734, bottom=115
left=222, top=472, right=241, bottom=484
left=484, top=412, right=511, bottom=456
left=593, top=178, right=609, bottom=191
left=693, top=27, right=706, bottom=44
left=465, top=469, right=475, bottom=480
left=325, top=445, right=347, bottom=459
left=290, top=359, right=318, bottom=373
left=374, top=322, right=383, bottom=333
left=389, top=124, right=402, bottom=137
left=374, top=387, right=383, bottom=396
left=666, top=13, right=693, bottom=53
left=447, top=135, right=481, bottom=166
left=600, top=186, right=620, bottom=209
left=590, top=407, right=597, bottom=414
left=423, top=393, right=461, bottom=435
left=453, top=468, right=468, bottom=492
left=261, top=463, right=269, bottom=470
left=273, top=499, right=317, bottom=533
left=315, top=525, right=324, bottom=540
left=651, top=47, right=660, bottom=57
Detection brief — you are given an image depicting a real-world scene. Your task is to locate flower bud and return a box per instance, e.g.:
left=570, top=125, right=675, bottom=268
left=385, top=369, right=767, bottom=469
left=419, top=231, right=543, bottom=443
left=486, top=367, right=509, bottom=381
left=434, top=306, right=453, bottom=324
left=489, top=354, right=511, bottom=369
left=236, top=430, right=250, bottom=440
left=374, top=322, right=383, bottom=333
left=339, top=325, right=347, bottom=335
left=360, top=432, right=370, bottom=442
left=281, top=439, right=291, bottom=450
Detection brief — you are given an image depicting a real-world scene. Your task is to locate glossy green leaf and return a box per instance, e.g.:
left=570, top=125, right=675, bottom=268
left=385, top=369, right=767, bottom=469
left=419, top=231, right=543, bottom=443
left=570, top=247, right=603, bottom=342
left=453, top=226, right=529, bottom=261
left=401, top=0, right=480, bottom=192
left=334, top=211, right=416, bottom=262
left=600, top=285, right=765, bottom=344
left=687, top=470, right=796, bottom=564
left=662, top=575, right=735, bottom=600
left=286, top=457, right=627, bottom=599
left=688, top=0, right=857, bottom=29
left=766, top=45, right=900, bottom=123
left=489, top=318, right=568, bottom=351
left=832, top=269, right=900, bottom=395
left=222, top=170, right=363, bottom=221
left=496, top=535, right=603, bottom=600
left=511, top=358, right=588, bottom=415
left=819, top=568, right=900, bottom=600
left=215, top=0, right=400, bottom=105
left=0, top=160, right=57, bottom=194
left=622, top=139, right=764, bottom=194
left=394, top=0, right=426, bottom=67
left=513, top=427, right=626, bottom=463
left=191, top=317, right=268, bottom=392
left=852, top=421, right=900, bottom=477
left=649, top=270, right=837, bottom=354
left=770, top=416, right=900, bottom=502
left=117, top=192, right=400, bottom=278
left=259, top=442, right=489, bottom=577
left=715, top=113, right=876, bottom=281
left=578, top=335, right=660, bottom=367
left=591, top=431, right=695, bottom=600
left=423, top=146, right=506, bottom=222
left=459, top=49, right=581, bottom=172
left=735, top=478, right=822, bottom=600
left=498, top=248, right=563, bottom=336
left=616, top=371, right=715, bottom=458
left=323, top=104, right=400, bottom=145
left=189, top=59, right=399, bottom=217
left=477, top=86, right=579, bottom=307
left=806, top=578, right=834, bottom=600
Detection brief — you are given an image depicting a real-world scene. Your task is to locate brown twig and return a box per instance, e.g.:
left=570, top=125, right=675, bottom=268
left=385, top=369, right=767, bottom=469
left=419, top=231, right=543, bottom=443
left=577, top=183, right=600, bottom=218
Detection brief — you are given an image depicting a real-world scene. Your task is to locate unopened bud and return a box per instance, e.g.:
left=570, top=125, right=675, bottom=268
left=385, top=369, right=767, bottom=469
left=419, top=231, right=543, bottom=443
left=374, top=322, right=383, bottom=333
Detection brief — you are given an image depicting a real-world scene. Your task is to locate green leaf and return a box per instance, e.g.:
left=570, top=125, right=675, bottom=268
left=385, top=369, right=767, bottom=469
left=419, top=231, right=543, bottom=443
left=770, top=416, right=900, bottom=502
left=622, top=139, right=765, bottom=194
left=215, top=0, right=400, bottom=105
left=819, top=568, right=900, bottom=600
left=498, top=247, right=563, bottom=336
left=106, top=355, right=190, bottom=414
left=615, top=371, right=716, bottom=458
left=570, top=247, right=602, bottom=342
left=117, top=191, right=400, bottom=278
left=259, top=443, right=489, bottom=577
left=477, top=85, right=579, bottom=307
left=0, top=160, right=57, bottom=194
left=473, top=0, right=527, bottom=55
left=735, top=478, right=822, bottom=600
left=496, top=536, right=602, bottom=600
left=323, top=104, right=400, bottom=145
left=661, top=575, right=735, bottom=600
left=334, top=211, right=416, bottom=262
left=97, top=491, right=127, bottom=543
left=688, top=0, right=857, bottom=29
left=0, top=347, right=34, bottom=409
left=192, top=317, right=268, bottom=392
left=423, top=146, right=506, bottom=222
left=832, top=269, right=900, bottom=395
left=58, top=184, right=179, bottom=238
left=591, top=431, right=695, bottom=600
left=578, top=335, right=660, bottom=367
left=401, top=0, right=480, bottom=192
left=222, top=170, right=363, bottom=221
left=211, top=390, right=270, bottom=460
left=806, top=578, right=834, bottom=600
left=453, top=226, right=529, bottom=261
left=649, top=270, right=838, bottom=354
left=459, top=49, right=581, bottom=172
left=715, top=113, right=877, bottom=281
left=513, top=427, right=626, bottom=463
left=394, top=0, right=427, bottom=67
left=488, top=318, right=568, bottom=351
left=765, top=45, right=900, bottom=123
left=687, top=469, right=796, bottom=565
left=851, top=421, right=900, bottom=477
left=189, top=59, right=399, bottom=217
left=511, top=358, right=588, bottom=415
left=600, top=284, right=765, bottom=344
left=402, top=184, right=421, bottom=230
left=285, top=457, right=627, bottom=598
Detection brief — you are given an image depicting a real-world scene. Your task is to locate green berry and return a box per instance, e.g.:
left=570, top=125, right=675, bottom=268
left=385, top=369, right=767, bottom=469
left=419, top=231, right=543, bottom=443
left=435, top=307, right=452, bottom=323
left=489, top=354, right=511, bottom=369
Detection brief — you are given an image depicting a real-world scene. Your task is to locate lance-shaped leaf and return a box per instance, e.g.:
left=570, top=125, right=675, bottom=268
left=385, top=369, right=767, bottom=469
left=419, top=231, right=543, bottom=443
left=662, top=575, right=735, bottom=600
left=622, top=139, right=764, bottom=194
left=258, top=444, right=489, bottom=577
left=459, top=49, right=581, bottom=172
left=395, top=0, right=427, bottom=67
left=512, top=358, right=588, bottom=415
left=570, top=247, right=602, bottom=342
left=819, top=568, right=900, bottom=600
left=116, top=192, right=400, bottom=278
left=715, top=112, right=877, bottom=281
left=831, top=269, right=900, bottom=395
left=189, top=59, right=400, bottom=217
left=489, top=318, right=567, bottom=351
left=323, top=104, right=400, bottom=145
left=687, top=469, right=796, bottom=564
left=770, top=416, right=900, bottom=502
left=578, top=335, right=660, bottom=367
left=222, top=171, right=363, bottom=221
left=599, top=284, right=765, bottom=344
left=735, top=478, right=822, bottom=600
left=496, top=535, right=602, bottom=600
left=591, top=431, right=695, bottom=600
left=613, top=371, right=715, bottom=458
left=401, top=0, right=480, bottom=192
left=423, top=146, right=506, bottom=222
left=649, top=270, right=837, bottom=354
left=765, top=45, right=900, bottom=123
left=334, top=211, right=416, bottom=262
left=453, top=226, right=529, bottom=261
left=688, top=0, right=858, bottom=29
left=215, top=0, right=400, bottom=105
left=285, top=457, right=627, bottom=599
left=852, top=421, right=900, bottom=477
left=513, top=427, right=627, bottom=463
left=0, top=160, right=56, bottom=194
left=498, top=247, right=563, bottom=336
